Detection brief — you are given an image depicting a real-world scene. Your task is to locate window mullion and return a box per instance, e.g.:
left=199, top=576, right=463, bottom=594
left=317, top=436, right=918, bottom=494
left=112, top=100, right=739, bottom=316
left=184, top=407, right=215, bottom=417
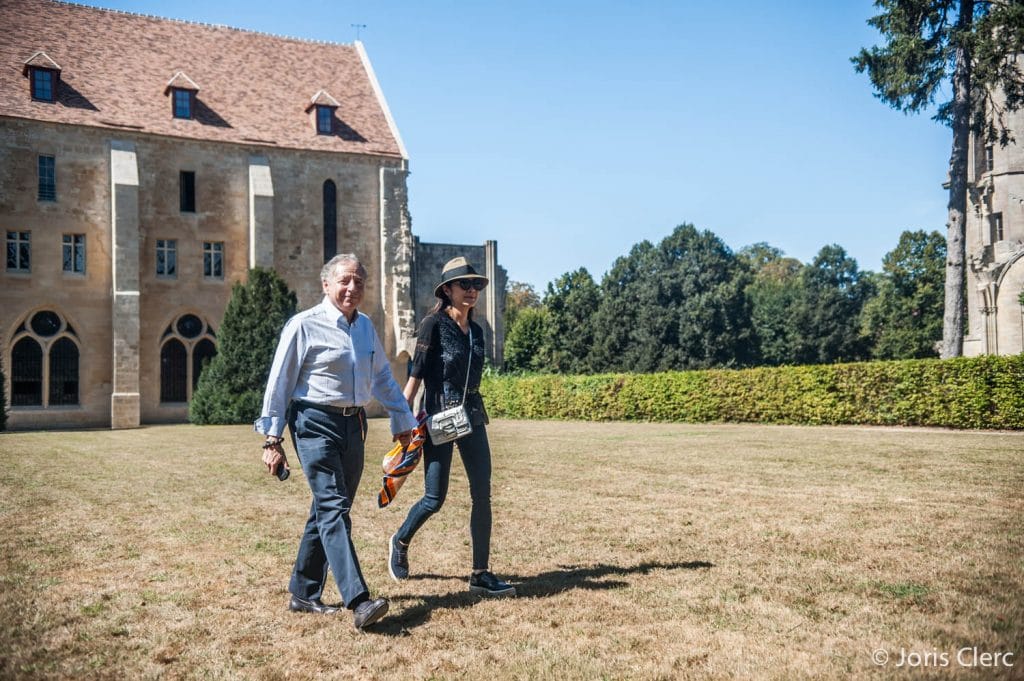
left=41, top=338, right=50, bottom=408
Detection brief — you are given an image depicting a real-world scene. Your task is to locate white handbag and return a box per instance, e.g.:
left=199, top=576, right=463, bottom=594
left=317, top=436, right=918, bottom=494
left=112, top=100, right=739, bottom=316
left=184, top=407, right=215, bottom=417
left=426, top=326, right=475, bottom=445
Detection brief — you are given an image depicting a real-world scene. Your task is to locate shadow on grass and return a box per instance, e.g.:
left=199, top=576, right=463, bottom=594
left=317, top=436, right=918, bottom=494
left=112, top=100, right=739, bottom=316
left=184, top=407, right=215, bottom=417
left=376, top=560, right=712, bottom=636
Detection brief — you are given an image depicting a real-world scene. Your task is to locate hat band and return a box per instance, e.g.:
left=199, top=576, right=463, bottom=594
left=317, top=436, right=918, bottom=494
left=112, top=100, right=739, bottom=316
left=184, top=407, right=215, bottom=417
left=441, top=264, right=479, bottom=280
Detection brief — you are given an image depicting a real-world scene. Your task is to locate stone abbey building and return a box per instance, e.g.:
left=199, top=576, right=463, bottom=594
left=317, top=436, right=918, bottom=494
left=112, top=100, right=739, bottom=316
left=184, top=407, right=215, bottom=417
left=1, top=0, right=505, bottom=429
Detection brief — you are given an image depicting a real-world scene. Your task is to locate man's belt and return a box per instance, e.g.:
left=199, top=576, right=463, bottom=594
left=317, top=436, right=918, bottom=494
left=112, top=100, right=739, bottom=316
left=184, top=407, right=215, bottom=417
left=295, top=400, right=363, bottom=416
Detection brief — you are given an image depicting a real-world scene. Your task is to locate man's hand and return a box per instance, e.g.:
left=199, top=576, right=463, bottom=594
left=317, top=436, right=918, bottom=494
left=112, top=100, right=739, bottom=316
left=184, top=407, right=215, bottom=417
left=262, top=439, right=288, bottom=476
left=394, top=430, right=413, bottom=448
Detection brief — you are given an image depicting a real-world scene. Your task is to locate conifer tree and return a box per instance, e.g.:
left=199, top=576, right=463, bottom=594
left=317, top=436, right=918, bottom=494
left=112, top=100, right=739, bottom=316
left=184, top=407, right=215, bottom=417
left=543, top=268, right=600, bottom=374
left=189, top=268, right=297, bottom=424
left=590, top=240, right=658, bottom=373
left=853, top=0, right=1024, bottom=357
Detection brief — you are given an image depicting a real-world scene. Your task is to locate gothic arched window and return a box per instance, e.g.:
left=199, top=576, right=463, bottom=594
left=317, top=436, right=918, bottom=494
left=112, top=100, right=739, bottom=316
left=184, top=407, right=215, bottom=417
left=160, top=339, right=187, bottom=402
left=323, top=179, right=337, bottom=263
left=49, top=337, right=79, bottom=406
left=159, top=313, right=217, bottom=403
left=8, top=309, right=80, bottom=408
left=11, top=337, right=43, bottom=406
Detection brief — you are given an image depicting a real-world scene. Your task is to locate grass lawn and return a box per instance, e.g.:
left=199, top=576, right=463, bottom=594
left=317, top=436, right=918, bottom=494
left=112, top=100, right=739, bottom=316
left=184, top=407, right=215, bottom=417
left=1, top=419, right=1022, bottom=680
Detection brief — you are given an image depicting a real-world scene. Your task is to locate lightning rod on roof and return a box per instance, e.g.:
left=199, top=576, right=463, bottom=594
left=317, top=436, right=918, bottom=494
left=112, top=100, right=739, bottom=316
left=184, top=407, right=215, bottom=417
left=351, top=23, right=367, bottom=41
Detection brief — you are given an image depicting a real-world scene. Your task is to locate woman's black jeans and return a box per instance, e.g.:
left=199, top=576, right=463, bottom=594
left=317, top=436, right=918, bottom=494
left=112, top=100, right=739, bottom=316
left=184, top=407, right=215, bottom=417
left=395, top=424, right=492, bottom=570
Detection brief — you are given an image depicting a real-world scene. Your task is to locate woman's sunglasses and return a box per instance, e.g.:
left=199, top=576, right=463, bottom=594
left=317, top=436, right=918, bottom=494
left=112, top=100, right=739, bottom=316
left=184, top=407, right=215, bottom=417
left=455, top=278, right=487, bottom=291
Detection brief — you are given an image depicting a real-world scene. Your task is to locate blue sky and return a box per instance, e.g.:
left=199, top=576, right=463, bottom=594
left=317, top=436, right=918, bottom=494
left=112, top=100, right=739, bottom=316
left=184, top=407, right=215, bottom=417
left=78, top=0, right=952, bottom=291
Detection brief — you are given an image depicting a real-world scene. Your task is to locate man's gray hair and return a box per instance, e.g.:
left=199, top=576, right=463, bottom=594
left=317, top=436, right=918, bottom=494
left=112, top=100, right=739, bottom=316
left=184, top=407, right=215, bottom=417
left=321, top=253, right=367, bottom=282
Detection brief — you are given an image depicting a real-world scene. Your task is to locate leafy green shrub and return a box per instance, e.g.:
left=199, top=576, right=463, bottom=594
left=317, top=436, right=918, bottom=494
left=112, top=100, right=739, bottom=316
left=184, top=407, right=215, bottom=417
left=481, top=355, right=1024, bottom=429
left=189, top=268, right=297, bottom=424
left=504, top=307, right=549, bottom=372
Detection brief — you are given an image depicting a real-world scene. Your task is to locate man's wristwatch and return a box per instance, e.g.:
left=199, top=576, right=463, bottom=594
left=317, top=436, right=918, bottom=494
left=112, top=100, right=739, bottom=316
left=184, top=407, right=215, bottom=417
left=262, top=436, right=284, bottom=449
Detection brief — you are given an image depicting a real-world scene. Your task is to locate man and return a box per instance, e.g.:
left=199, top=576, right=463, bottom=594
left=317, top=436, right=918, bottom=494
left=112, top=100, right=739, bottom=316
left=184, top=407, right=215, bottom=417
left=255, top=253, right=417, bottom=630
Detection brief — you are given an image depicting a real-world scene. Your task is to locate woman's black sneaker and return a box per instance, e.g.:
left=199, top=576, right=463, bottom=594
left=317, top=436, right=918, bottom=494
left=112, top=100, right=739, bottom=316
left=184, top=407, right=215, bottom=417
left=388, top=533, right=409, bottom=581
left=469, top=571, right=516, bottom=597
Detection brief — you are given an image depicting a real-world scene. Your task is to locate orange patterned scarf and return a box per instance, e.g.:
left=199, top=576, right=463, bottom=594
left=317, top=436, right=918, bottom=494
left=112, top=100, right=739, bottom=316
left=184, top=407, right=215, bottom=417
left=377, top=414, right=428, bottom=508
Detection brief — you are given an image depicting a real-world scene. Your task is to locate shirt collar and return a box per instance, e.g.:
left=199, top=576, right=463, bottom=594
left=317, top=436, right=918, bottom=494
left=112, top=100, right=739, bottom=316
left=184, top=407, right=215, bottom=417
left=320, top=297, right=359, bottom=327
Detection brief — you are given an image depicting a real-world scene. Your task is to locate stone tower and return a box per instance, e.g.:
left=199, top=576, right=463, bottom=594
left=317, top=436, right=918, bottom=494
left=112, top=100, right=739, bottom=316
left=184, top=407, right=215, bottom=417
left=963, top=71, right=1024, bottom=356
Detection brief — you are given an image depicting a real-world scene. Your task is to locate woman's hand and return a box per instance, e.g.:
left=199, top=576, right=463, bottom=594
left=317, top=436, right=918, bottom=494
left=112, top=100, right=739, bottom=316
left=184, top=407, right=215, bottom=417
left=403, top=376, right=423, bottom=410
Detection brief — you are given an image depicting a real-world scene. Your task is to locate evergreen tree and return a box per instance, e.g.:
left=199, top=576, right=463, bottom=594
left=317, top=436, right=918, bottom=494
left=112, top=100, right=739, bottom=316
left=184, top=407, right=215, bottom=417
left=543, top=268, right=600, bottom=374
left=189, top=268, right=298, bottom=424
left=590, top=240, right=657, bottom=372
left=592, top=224, right=754, bottom=372
left=652, top=225, right=754, bottom=370
left=853, top=0, right=1024, bottom=357
left=863, top=230, right=946, bottom=358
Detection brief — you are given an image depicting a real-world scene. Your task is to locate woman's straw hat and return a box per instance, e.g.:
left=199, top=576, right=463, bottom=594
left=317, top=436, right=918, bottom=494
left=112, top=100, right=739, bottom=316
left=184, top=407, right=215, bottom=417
left=434, top=256, right=489, bottom=297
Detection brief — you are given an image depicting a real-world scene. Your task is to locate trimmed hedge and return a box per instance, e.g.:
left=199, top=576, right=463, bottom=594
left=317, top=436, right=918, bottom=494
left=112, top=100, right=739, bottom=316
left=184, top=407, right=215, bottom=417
left=481, top=354, right=1024, bottom=429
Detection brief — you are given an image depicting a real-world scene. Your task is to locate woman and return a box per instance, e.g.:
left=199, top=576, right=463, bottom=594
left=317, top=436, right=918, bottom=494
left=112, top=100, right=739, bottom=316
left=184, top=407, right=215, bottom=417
left=388, top=257, right=515, bottom=597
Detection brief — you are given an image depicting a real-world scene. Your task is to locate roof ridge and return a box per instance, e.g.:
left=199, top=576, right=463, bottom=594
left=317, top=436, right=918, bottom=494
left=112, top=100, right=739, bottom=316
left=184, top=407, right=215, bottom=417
left=52, top=0, right=357, bottom=48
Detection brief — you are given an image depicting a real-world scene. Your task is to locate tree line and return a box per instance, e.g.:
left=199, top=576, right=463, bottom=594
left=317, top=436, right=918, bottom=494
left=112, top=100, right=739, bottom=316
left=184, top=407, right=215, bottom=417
left=503, top=224, right=946, bottom=374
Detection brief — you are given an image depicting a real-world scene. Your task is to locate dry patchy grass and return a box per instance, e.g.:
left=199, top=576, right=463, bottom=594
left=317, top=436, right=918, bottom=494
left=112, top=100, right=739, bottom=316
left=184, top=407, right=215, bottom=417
left=1, top=420, right=1022, bottom=680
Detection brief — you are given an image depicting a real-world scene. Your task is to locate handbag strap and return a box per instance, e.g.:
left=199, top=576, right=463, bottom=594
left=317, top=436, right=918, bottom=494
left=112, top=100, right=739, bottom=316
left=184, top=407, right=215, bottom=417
left=458, top=325, right=473, bottom=407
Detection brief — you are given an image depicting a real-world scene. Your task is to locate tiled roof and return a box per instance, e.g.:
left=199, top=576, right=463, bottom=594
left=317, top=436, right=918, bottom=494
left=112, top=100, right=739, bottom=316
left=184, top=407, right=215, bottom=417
left=0, top=0, right=405, bottom=158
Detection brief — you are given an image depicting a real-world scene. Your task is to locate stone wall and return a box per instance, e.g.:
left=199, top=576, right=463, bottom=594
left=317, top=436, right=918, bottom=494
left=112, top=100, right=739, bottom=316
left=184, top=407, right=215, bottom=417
left=411, top=238, right=507, bottom=367
left=1, top=119, right=114, bottom=428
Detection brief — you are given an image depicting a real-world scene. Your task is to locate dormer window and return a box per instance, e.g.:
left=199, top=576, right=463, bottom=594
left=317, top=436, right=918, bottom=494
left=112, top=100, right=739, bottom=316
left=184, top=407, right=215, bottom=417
left=164, top=71, right=200, bottom=120
left=316, top=106, right=333, bottom=134
left=32, top=69, right=55, bottom=101
left=172, top=89, right=193, bottom=119
left=306, top=90, right=340, bottom=135
left=22, top=51, right=62, bottom=103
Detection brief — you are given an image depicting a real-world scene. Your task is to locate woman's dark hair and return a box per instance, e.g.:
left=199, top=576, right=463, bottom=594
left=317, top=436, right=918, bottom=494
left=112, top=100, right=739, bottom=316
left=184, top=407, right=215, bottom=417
left=431, top=285, right=474, bottom=320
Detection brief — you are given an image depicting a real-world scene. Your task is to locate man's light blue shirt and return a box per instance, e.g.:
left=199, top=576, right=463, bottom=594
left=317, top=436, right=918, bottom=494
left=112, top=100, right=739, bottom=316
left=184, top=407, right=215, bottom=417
left=255, top=298, right=418, bottom=438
